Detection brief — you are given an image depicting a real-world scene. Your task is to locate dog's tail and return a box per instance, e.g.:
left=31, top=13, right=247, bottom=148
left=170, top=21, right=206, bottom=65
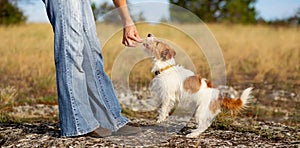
left=221, top=87, right=253, bottom=113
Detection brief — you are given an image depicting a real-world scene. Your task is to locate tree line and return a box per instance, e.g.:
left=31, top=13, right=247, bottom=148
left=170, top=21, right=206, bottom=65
left=0, top=0, right=26, bottom=25
left=0, top=0, right=299, bottom=26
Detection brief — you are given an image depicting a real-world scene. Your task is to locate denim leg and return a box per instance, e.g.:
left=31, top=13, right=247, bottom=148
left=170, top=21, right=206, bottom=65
left=43, top=0, right=128, bottom=137
left=80, top=0, right=128, bottom=131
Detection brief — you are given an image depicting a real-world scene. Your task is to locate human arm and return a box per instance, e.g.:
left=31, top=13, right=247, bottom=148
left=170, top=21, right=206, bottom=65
left=112, top=0, right=143, bottom=47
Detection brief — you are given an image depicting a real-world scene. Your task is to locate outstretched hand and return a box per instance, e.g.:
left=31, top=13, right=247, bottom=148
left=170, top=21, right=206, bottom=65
left=122, top=25, right=143, bottom=47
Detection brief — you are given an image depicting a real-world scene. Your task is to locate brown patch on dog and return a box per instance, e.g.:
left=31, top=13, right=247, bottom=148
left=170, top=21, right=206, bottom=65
left=205, top=79, right=213, bottom=88
left=160, top=47, right=176, bottom=60
left=146, top=40, right=176, bottom=60
left=209, top=99, right=221, bottom=114
left=221, top=97, right=243, bottom=110
left=183, top=75, right=202, bottom=94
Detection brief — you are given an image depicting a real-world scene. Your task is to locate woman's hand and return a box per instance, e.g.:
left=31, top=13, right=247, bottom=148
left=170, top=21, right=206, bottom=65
left=122, top=24, right=143, bottom=47
left=112, top=0, right=143, bottom=47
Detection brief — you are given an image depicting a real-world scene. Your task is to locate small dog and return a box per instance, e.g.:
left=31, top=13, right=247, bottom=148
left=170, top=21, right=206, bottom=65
left=142, top=34, right=253, bottom=138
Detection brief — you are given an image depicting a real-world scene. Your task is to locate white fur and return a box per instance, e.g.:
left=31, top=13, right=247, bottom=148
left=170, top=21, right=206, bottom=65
left=149, top=58, right=221, bottom=137
left=240, top=87, right=253, bottom=106
left=143, top=35, right=253, bottom=138
left=149, top=61, right=194, bottom=123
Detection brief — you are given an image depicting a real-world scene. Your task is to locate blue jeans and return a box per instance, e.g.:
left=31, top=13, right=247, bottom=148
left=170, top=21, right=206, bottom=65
left=42, top=0, right=128, bottom=137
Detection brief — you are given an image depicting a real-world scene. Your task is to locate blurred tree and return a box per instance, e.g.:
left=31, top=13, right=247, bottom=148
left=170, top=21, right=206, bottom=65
left=169, top=0, right=257, bottom=24
left=160, top=16, right=169, bottom=23
left=91, top=2, right=146, bottom=23
left=287, top=7, right=300, bottom=26
left=92, top=2, right=118, bottom=23
left=267, top=7, right=300, bottom=26
left=221, top=0, right=256, bottom=23
left=135, top=12, right=146, bottom=22
left=0, top=0, right=27, bottom=25
left=91, top=2, right=100, bottom=22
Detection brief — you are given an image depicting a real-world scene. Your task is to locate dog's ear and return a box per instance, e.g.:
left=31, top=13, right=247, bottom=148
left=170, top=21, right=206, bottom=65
left=160, top=48, right=176, bottom=60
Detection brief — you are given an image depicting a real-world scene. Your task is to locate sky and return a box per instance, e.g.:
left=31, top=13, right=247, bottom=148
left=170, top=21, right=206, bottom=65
left=19, top=0, right=300, bottom=23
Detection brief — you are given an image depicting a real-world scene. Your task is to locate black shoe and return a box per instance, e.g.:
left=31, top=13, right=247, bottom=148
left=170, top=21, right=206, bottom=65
left=112, top=125, right=141, bottom=136
left=88, top=127, right=112, bottom=138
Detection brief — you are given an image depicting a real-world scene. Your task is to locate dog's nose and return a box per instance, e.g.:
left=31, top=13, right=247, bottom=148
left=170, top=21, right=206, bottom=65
left=147, top=33, right=152, bottom=37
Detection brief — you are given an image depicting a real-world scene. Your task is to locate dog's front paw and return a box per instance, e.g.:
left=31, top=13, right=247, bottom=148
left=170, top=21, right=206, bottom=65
left=186, top=132, right=199, bottom=138
left=186, top=129, right=203, bottom=138
left=157, top=116, right=167, bottom=123
left=157, top=119, right=164, bottom=123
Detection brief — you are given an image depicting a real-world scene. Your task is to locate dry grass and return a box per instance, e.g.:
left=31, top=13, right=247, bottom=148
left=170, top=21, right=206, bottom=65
left=99, top=23, right=300, bottom=88
left=0, top=23, right=299, bottom=102
left=0, top=24, right=56, bottom=101
left=209, top=24, right=300, bottom=83
left=0, top=86, right=17, bottom=105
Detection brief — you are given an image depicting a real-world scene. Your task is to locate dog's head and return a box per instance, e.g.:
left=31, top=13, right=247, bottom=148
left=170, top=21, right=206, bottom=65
left=143, top=34, right=176, bottom=61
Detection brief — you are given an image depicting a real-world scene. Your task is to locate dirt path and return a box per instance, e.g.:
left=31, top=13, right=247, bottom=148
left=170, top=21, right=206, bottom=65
left=1, top=118, right=299, bottom=147
left=1, top=84, right=299, bottom=147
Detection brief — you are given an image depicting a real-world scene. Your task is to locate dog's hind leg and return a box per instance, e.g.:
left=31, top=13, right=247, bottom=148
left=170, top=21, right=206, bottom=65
left=186, top=106, right=213, bottom=138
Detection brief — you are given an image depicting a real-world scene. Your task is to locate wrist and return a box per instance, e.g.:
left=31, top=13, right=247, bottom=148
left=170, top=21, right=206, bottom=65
left=123, top=19, right=134, bottom=27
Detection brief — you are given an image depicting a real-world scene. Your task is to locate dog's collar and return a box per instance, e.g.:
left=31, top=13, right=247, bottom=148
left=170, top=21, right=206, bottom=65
left=154, top=65, right=174, bottom=75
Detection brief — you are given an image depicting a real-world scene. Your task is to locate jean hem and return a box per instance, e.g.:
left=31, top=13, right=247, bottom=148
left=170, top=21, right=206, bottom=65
left=60, top=124, right=100, bottom=137
left=60, top=116, right=129, bottom=137
left=112, top=116, right=129, bottom=132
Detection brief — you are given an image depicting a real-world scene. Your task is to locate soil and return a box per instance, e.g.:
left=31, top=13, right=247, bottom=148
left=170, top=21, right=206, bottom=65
left=0, top=83, right=299, bottom=147
left=0, top=117, right=299, bottom=147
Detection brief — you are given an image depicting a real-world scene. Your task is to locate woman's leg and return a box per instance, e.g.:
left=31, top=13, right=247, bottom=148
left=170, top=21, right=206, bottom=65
left=80, top=0, right=129, bottom=131
left=42, top=0, right=128, bottom=137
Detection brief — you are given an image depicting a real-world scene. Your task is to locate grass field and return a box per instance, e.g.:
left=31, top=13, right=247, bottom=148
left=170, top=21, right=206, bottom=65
left=0, top=23, right=299, bottom=124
